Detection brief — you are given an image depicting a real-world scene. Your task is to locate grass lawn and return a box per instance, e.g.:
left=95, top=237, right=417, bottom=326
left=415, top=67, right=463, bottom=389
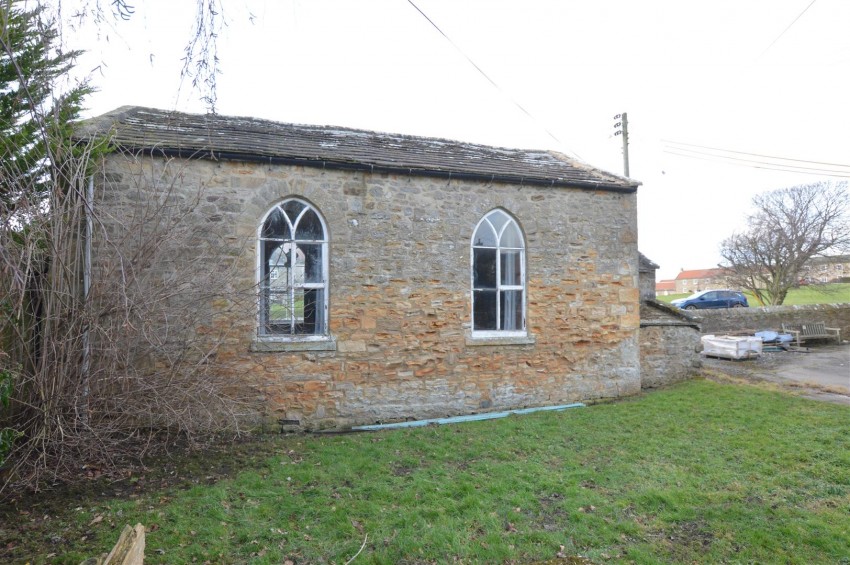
left=658, top=282, right=850, bottom=306
left=3, top=379, right=849, bottom=564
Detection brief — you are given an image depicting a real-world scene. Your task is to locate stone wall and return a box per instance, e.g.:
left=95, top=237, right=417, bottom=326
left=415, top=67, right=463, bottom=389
left=696, top=303, right=850, bottom=340
left=639, top=300, right=701, bottom=388
left=95, top=153, right=641, bottom=428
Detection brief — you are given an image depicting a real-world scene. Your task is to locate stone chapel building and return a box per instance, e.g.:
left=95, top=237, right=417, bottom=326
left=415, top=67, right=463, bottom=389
left=79, top=106, right=643, bottom=428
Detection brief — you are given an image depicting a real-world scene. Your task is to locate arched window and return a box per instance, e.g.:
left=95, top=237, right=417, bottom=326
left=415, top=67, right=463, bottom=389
left=471, top=209, right=526, bottom=335
left=258, top=198, right=328, bottom=337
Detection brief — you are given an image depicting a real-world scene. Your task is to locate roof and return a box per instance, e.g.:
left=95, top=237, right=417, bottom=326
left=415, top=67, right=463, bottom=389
left=808, top=254, right=850, bottom=265
left=655, top=280, right=676, bottom=291
left=675, top=267, right=729, bottom=281
left=76, top=106, right=639, bottom=193
left=640, top=299, right=701, bottom=329
left=639, top=252, right=659, bottom=272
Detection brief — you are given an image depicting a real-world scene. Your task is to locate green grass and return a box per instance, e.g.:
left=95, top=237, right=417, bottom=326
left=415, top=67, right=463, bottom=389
left=269, top=295, right=305, bottom=319
left=10, top=379, right=849, bottom=564
left=658, top=282, right=850, bottom=306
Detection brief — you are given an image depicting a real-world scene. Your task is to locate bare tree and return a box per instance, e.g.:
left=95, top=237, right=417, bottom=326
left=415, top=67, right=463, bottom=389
left=55, top=0, right=227, bottom=112
left=720, top=181, right=850, bottom=305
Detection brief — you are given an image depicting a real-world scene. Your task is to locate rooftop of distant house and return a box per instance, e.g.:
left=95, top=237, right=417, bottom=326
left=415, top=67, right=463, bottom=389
left=675, top=267, right=729, bottom=281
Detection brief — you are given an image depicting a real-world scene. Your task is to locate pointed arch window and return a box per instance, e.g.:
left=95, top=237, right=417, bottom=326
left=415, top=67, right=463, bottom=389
left=471, top=209, right=526, bottom=336
left=258, top=199, right=328, bottom=338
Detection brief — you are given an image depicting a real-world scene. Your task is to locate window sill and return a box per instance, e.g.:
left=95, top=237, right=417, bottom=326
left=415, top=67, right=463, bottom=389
left=465, top=334, right=536, bottom=347
left=250, top=337, right=337, bottom=352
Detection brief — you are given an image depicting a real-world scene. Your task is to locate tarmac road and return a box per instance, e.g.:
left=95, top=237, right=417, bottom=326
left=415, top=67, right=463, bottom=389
left=702, top=342, right=850, bottom=405
left=773, top=343, right=850, bottom=390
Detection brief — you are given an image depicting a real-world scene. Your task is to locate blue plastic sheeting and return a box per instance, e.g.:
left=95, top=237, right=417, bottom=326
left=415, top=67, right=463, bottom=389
left=754, top=330, right=794, bottom=344
left=352, top=403, right=586, bottom=431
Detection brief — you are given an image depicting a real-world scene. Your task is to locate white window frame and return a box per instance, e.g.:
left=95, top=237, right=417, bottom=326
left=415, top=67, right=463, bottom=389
left=470, top=209, right=527, bottom=339
left=256, top=198, right=330, bottom=342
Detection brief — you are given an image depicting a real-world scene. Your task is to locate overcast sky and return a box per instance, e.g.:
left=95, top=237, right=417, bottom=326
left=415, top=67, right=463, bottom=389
left=68, top=0, right=850, bottom=281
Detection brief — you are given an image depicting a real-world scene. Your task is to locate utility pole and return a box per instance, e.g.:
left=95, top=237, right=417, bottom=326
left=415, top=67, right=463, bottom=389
left=613, top=113, right=629, bottom=177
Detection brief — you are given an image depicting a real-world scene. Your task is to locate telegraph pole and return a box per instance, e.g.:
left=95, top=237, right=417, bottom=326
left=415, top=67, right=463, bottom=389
left=613, top=113, right=629, bottom=177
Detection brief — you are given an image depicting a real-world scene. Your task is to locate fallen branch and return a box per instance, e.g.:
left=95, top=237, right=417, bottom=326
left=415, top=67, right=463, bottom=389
left=345, top=534, right=368, bottom=565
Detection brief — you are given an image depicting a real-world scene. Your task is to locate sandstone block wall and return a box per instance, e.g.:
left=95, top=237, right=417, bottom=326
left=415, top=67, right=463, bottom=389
left=96, top=153, right=641, bottom=428
left=696, top=303, right=850, bottom=341
left=639, top=300, right=701, bottom=388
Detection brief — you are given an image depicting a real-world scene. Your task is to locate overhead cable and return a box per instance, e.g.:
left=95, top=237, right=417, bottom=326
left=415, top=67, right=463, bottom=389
left=405, top=0, right=578, bottom=157
left=759, top=0, right=818, bottom=59
left=662, top=139, right=850, bottom=170
left=662, top=145, right=850, bottom=178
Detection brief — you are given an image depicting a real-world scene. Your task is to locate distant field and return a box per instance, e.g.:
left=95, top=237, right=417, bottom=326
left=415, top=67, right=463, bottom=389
left=657, top=283, right=850, bottom=306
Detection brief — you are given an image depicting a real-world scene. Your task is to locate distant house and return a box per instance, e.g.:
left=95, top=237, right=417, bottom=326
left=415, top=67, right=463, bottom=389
left=800, top=255, right=850, bottom=284
left=79, top=106, right=644, bottom=429
left=671, top=256, right=850, bottom=293
left=655, top=279, right=676, bottom=296
left=674, top=268, right=731, bottom=294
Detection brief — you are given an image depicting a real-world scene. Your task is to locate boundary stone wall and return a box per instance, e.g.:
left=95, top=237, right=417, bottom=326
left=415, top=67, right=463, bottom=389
left=696, top=303, right=850, bottom=341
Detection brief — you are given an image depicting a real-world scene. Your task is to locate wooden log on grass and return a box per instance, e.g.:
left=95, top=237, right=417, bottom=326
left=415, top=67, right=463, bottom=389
left=80, top=523, right=145, bottom=565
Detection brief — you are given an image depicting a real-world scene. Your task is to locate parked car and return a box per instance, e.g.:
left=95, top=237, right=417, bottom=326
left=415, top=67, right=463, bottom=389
left=671, top=289, right=749, bottom=310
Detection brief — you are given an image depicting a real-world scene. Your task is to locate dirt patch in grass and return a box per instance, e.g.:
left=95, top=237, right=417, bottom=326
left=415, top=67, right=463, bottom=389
left=0, top=434, right=291, bottom=563
left=530, top=492, right=570, bottom=532
left=644, top=519, right=716, bottom=563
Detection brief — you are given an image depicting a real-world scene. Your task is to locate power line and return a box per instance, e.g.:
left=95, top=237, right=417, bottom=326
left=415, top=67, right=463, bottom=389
left=663, top=148, right=850, bottom=177
left=662, top=147, right=850, bottom=178
left=759, top=0, right=817, bottom=59
left=661, top=140, right=850, bottom=169
left=405, top=0, right=578, bottom=157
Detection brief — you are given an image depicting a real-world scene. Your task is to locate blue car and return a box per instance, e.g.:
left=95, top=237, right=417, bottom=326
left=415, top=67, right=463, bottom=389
left=671, top=289, right=749, bottom=310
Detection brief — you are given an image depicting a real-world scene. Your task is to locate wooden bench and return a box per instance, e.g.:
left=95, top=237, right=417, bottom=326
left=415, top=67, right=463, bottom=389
left=780, top=322, right=841, bottom=347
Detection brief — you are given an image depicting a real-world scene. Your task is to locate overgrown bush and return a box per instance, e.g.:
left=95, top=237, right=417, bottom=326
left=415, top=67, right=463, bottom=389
left=0, top=0, right=261, bottom=495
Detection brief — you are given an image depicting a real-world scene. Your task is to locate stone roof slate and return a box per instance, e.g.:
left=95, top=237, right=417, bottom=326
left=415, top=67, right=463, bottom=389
left=77, top=106, right=639, bottom=192
left=639, top=252, right=660, bottom=272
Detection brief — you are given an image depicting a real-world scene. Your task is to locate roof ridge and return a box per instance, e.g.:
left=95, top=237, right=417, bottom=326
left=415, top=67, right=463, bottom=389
left=76, top=106, right=640, bottom=192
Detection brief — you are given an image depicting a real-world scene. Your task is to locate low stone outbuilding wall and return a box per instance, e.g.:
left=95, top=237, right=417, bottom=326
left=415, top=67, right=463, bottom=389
left=696, top=303, right=850, bottom=341
left=639, top=300, right=702, bottom=388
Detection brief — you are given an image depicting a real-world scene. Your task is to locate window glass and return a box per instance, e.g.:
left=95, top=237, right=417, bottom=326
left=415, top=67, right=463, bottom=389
left=501, top=250, right=522, bottom=286
left=501, top=290, right=523, bottom=330
left=264, top=242, right=287, bottom=281
left=471, top=209, right=526, bottom=334
left=296, top=208, right=324, bottom=241
left=282, top=200, right=306, bottom=223
left=261, top=208, right=290, bottom=240
left=300, top=244, right=323, bottom=283
left=472, top=223, right=497, bottom=247
left=259, top=199, right=328, bottom=337
left=473, top=248, right=497, bottom=289
left=473, top=290, right=498, bottom=330
left=500, top=222, right=523, bottom=248
left=488, top=210, right=509, bottom=235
